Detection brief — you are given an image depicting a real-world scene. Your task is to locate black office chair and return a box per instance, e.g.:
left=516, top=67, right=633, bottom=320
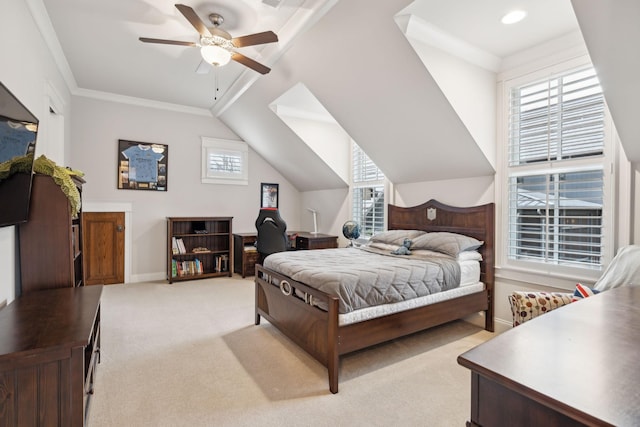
left=255, top=208, right=289, bottom=264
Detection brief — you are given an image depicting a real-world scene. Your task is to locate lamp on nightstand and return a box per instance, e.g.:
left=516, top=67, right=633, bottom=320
left=307, top=208, right=318, bottom=234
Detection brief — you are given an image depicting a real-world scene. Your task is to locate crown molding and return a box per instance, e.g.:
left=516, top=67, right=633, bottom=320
left=74, top=88, right=213, bottom=116
left=25, top=0, right=78, bottom=92
left=397, top=14, right=502, bottom=72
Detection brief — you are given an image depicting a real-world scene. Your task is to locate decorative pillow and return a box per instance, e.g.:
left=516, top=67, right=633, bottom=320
left=369, top=230, right=426, bottom=246
left=508, top=291, right=573, bottom=327
left=410, top=232, right=483, bottom=257
left=572, top=283, right=600, bottom=302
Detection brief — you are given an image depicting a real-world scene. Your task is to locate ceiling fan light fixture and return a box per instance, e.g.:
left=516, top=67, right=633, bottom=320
left=139, top=5, right=276, bottom=75
left=201, top=45, right=231, bottom=66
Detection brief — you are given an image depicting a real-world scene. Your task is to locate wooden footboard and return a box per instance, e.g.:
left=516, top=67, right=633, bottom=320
left=255, top=265, right=341, bottom=393
left=256, top=264, right=491, bottom=394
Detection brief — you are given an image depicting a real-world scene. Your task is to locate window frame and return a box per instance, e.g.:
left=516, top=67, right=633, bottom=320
left=350, top=140, right=388, bottom=239
left=201, top=137, right=248, bottom=185
left=497, top=56, right=616, bottom=287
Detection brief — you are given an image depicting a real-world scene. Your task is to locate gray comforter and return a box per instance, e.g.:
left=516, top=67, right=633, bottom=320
left=263, top=247, right=461, bottom=314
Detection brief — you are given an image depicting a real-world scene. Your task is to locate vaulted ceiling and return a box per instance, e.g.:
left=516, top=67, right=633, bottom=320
left=36, top=0, right=639, bottom=192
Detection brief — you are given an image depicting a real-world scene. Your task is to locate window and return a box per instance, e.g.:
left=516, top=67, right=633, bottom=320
left=506, top=66, right=607, bottom=270
left=351, top=141, right=385, bottom=238
left=201, top=137, right=248, bottom=185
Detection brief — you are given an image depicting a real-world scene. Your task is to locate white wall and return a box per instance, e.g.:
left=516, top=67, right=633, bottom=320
left=300, top=188, right=350, bottom=244
left=402, top=17, right=497, bottom=171
left=0, top=0, right=71, bottom=304
left=70, top=96, right=301, bottom=282
left=394, top=176, right=495, bottom=208
left=275, top=114, right=350, bottom=185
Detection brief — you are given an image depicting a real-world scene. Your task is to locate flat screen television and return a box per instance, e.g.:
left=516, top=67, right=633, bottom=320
left=0, top=81, right=39, bottom=227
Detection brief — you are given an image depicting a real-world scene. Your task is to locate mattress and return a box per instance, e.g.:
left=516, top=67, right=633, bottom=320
left=264, top=246, right=482, bottom=316
left=339, top=282, right=484, bottom=326
left=340, top=250, right=483, bottom=325
left=459, top=256, right=481, bottom=286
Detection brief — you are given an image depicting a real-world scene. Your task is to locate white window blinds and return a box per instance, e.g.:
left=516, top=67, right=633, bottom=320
left=201, top=137, right=248, bottom=185
left=507, top=66, right=605, bottom=269
left=509, top=67, right=604, bottom=165
left=206, top=150, right=243, bottom=175
left=352, top=142, right=385, bottom=237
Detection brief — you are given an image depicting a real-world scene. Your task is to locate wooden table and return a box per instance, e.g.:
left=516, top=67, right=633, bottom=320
left=458, top=286, right=640, bottom=427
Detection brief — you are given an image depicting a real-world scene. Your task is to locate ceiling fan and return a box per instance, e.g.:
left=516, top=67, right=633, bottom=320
left=139, top=4, right=278, bottom=75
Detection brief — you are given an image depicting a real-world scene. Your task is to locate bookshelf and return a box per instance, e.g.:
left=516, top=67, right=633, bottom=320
left=167, top=217, right=233, bottom=283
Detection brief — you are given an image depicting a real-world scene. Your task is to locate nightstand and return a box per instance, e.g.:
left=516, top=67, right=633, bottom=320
left=233, top=233, right=259, bottom=278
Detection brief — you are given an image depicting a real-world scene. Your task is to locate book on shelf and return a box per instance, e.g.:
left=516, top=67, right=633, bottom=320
left=174, top=259, right=204, bottom=276
left=176, top=238, right=186, bottom=254
left=172, top=237, right=179, bottom=255
left=214, top=254, right=229, bottom=272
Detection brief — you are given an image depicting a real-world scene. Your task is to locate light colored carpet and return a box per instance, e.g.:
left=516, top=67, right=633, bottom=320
left=87, top=276, right=494, bottom=426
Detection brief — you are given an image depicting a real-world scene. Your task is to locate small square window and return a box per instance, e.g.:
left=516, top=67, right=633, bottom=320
left=201, top=137, right=248, bottom=185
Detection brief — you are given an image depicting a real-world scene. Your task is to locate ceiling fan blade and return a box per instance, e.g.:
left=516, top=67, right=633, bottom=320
left=232, top=52, right=271, bottom=75
left=175, top=4, right=212, bottom=37
left=231, top=31, right=278, bottom=48
left=139, top=37, right=196, bottom=47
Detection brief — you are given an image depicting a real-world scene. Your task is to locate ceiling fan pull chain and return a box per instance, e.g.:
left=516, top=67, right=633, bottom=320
left=214, top=67, right=220, bottom=101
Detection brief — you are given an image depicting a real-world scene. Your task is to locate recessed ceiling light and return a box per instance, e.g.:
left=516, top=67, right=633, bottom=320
left=501, top=10, right=527, bottom=25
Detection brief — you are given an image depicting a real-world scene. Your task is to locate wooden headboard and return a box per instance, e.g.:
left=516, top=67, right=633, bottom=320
left=387, top=199, right=495, bottom=294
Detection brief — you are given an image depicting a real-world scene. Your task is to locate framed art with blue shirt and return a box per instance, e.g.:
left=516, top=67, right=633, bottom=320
left=118, top=139, right=168, bottom=191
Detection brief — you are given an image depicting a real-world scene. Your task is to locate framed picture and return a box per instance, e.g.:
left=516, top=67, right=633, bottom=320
left=261, top=183, right=279, bottom=208
left=117, top=139, right=168, bottom=191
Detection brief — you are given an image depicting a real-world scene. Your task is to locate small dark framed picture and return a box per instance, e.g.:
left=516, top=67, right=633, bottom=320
left=261, top=183, right=279, bottom=208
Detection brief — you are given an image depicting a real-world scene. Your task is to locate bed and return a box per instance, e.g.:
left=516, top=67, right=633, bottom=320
left=254, top=199, right=494, bottom=393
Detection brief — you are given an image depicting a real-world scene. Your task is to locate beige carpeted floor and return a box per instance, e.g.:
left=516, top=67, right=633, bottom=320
left=87, top=276, right=494, bottom=427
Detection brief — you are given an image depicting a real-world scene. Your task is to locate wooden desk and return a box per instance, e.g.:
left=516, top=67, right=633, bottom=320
left=0, top=285, right=103, bottom=426
left=233, top=232, right=338, bottom=277
left=294, top=232, right=338, bottom=250
left=458, top=286, right=640, bottom=427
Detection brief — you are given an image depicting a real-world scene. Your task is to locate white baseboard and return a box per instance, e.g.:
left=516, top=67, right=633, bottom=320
left=493, top=317, right=513, bottom=334
left=130, top=272, right=166, bottom=283
left=464, top=312, right=512, bottom=335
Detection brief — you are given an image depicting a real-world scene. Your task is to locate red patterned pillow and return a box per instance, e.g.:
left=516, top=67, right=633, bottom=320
left=572, top=283, right=600, bottom=302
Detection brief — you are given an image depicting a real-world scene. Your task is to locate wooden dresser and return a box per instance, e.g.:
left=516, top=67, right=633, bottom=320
left=458, top=286, right=640, bottom=426
left=0, top=285, right=102, bottom=426
left=19, top=173, right=85, bottom=293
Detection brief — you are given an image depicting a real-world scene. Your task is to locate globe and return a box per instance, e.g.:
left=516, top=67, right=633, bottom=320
left=342, top=221, right=361, bottom=244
